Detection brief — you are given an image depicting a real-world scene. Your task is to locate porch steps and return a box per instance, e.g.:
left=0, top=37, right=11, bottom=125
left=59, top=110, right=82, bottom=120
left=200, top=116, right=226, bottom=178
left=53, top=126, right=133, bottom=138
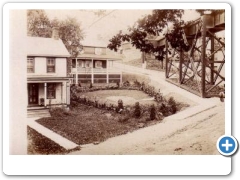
left=27, top=109, right=51, bottom=118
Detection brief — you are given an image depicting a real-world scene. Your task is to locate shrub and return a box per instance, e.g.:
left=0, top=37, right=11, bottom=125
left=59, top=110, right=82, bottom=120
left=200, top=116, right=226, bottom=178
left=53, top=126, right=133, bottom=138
left=168, top=97, right=176, bottom=105
left=168, top=97, right=177, bottom=114
left=116, top=82, right=120, bottom=88
left=107, top=104, right=115, bottom=111
left=134, top=102, right=141, bottom=118
left=70, top=100, right=78, bottom=108
left=148, top=86, right=155, bottom=96
left=140, top=82, right=145, bottom=91
left=94, top=100, right=99, bottom=108
left=150, top=104, right=156, bottom=120
left=100, top=102, right=106, bottom=109
left=134, top=80, right=141, bottom=88
left=154, top=92, right=163, bottom=102
left=89, top=83, right=93, bottom=88
left=118, top=99, right=123, bottom=108
left=141, top=84, right=155, bottom=96
left=156, top=112, right=164, bottom=121
left=123, top=81, right=130, bottom=87
left=170, top=105, right=177, bottom=114
left=70, top=85, right=78, bottom=100
left=158, top=103, right=169, bottom=116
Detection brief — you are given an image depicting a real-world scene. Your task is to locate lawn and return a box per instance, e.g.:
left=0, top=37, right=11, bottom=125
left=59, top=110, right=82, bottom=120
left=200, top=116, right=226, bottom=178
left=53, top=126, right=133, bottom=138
left=80, top=90, right=156, bottom=106
left=36, top=105, right=160, bottom=145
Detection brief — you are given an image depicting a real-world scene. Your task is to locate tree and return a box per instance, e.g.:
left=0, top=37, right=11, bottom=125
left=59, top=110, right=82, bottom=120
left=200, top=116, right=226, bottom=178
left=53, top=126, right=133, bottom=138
left=107, top=10, right=184, bottom=62
left=57, top=17, right=84, bottom=57
left=27, top=10, right=52, bottom=38
left=108, top=9, right=225, bottom=70
left=27, top=10, right=84, bottom=57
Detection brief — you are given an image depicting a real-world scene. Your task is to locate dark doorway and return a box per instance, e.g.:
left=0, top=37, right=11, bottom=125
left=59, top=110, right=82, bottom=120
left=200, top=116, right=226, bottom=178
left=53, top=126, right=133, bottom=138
left=28, top=83, right=39, bottom=105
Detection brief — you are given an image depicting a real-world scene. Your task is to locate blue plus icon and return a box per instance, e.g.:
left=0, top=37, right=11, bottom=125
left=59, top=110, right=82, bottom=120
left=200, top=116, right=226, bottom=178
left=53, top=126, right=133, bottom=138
left=220, top=138, right=234, bottom=152
left=217, top=135, right=238, bottom=156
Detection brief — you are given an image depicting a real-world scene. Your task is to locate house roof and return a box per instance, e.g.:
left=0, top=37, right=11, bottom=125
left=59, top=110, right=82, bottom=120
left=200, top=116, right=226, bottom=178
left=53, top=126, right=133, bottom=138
left=75, top=48, right=123, bottom=60
left=76, top=51, right=123, bottom=60
left=80, top=37, right=108, bottom=48
left=26, top=36, right=70, bottom=57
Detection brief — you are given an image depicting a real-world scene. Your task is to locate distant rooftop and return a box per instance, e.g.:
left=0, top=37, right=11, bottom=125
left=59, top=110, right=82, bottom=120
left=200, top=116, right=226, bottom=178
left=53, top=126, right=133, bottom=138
left=81, top=37, right=108, bottom=48
left=76, top=48, right=123, bottom=60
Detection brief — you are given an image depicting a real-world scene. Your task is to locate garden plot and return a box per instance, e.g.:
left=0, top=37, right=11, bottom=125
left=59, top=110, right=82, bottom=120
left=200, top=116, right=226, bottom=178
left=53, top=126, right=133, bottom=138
left=32, top=82, right=190, bottom=154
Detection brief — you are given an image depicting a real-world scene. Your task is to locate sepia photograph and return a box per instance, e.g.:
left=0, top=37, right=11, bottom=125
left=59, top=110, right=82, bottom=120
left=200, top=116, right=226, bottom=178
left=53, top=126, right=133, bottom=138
left=8, top=7, right=226, bottom=156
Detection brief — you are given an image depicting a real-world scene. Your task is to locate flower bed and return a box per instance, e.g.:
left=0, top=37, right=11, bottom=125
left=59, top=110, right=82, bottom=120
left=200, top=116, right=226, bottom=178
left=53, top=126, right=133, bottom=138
left=70, top=80, right=187, bottom=119
left=71, top=80, right=164, bottom=102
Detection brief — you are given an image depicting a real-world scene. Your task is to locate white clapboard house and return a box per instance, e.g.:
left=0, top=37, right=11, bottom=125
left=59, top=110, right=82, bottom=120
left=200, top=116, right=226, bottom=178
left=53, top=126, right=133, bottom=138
left=27, top=29, right=71, bottom=108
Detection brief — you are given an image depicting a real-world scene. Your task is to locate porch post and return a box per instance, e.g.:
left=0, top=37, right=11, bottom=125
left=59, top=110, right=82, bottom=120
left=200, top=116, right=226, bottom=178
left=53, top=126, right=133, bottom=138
left=91, top=58, right=94, bottom=84
left=106, top=59, right=109, bottom=84
left=61, top=82, right=63, bottom=105
left=75, top=58, right=78, bottom=85
left=66, top=81, right=70, bottom=106
left=44, top=83, right=47, bottom=107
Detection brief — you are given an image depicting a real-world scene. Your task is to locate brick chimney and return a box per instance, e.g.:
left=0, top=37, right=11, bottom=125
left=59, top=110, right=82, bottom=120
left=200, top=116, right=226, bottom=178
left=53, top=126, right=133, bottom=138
left=52, top=27, right=59, bottom=40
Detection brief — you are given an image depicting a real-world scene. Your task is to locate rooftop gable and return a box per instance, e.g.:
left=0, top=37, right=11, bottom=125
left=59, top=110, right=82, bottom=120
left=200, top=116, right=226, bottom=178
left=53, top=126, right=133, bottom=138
left=26, top=36, right=70, bottom=57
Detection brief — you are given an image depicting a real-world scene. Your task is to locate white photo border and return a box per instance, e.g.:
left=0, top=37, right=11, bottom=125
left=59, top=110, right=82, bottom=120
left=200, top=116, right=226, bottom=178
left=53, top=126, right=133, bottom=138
left=3, top=2, right=231, bottom=175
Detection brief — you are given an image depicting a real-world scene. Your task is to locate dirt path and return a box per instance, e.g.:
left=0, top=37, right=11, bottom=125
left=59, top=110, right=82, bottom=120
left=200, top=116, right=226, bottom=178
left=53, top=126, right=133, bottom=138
left=131, top=102, right=225, bottom=155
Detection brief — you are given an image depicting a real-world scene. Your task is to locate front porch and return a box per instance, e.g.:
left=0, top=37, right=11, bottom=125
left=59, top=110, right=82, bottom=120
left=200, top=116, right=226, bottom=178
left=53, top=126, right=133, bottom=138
left=71, top=58, right=122, bottom=85
left=27, top=77, right=70, bottom=108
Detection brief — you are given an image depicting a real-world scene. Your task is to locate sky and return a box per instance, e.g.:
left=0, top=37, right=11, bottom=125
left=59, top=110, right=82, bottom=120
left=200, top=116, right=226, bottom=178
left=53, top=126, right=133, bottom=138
left=45, top=9, right=201, bottom=44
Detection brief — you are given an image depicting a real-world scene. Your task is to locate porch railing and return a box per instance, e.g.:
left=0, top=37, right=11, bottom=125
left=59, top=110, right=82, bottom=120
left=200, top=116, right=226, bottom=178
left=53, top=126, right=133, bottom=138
left=71, top=67, right=121, bottom=74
